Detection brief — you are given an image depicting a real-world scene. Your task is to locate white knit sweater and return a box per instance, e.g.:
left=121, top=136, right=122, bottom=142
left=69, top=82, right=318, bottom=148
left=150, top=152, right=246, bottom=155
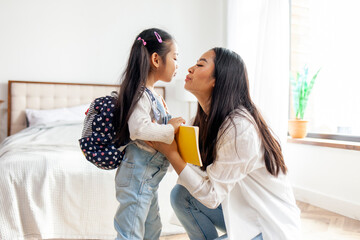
left=128, top=90, right=174, bottom=153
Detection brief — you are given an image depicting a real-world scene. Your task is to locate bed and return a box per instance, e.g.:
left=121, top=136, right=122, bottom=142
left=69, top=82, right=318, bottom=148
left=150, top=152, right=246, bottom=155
left=0, top=80, right=184, bottom=239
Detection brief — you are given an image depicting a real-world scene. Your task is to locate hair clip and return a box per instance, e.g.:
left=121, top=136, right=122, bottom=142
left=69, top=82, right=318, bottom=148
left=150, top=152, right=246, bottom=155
left=137, top=37, right=147, bottom=46
left=154, top=31, right=162, bottom=43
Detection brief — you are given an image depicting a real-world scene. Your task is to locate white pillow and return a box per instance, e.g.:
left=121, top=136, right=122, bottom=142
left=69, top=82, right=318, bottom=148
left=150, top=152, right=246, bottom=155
left=25, top=104, right=89, bottom=127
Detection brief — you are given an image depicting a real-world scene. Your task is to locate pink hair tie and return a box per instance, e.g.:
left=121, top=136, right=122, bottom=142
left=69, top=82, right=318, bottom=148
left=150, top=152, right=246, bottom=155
left=154, top=31, right=162, bottom=43
left=137, top=37, right=147, bottom=46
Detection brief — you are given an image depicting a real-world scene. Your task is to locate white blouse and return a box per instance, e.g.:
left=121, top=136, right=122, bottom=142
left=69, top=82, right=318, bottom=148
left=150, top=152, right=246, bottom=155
left=128, top=90, right=174, bottom=153
left=178, top=110, right=301, bottom=240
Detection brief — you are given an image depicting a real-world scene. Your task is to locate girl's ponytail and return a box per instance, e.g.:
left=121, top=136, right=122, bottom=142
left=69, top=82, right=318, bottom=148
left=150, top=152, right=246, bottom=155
left=114, top=28, right=174, bottom=143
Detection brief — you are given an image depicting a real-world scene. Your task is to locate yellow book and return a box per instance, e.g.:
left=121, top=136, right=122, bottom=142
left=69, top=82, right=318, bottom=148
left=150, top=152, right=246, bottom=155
left=175, top=126, right=203, bottom=167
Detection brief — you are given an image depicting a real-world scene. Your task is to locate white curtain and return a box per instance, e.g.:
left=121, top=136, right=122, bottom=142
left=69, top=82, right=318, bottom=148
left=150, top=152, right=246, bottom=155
left=227, top=0, right=290, bottom=144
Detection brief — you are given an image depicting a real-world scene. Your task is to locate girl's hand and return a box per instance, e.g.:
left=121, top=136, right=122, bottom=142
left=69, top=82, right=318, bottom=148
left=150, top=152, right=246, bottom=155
left=168, top=117, right=186, bottom=134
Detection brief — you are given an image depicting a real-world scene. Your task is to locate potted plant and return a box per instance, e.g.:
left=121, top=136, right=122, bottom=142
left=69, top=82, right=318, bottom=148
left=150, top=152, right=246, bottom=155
left=288, top=66, right=321, bottom=138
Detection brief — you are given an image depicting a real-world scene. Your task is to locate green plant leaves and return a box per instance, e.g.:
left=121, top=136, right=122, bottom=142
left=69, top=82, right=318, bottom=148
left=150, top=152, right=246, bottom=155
left=290, top=66, right=321, bottom=120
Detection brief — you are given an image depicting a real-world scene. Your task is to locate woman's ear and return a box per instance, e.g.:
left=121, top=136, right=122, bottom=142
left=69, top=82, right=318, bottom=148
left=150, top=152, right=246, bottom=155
left=210, top=78, right=216, bottom=87
left=151, top=52, right=160, bottom=69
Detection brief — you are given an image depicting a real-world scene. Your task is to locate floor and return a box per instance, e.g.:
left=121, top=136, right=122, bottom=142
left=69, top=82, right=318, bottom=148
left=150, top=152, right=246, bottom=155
left=160, top=201, right=360, bottom=240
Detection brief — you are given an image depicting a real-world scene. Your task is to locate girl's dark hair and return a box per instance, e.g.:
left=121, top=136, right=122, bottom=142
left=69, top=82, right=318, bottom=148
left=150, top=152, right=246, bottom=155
left=114, top=28, right=174, bottom=143
left=193, top=47, right=287, bottom=176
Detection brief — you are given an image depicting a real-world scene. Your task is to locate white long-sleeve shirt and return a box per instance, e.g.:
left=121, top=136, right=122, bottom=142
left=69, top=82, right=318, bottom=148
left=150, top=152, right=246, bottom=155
left=178, top=110, right=301, bottom=240
left=128, top=90, right=174, bottom=153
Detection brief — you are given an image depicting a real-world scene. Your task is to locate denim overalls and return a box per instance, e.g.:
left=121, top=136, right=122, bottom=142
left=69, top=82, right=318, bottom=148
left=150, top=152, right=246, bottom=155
left=114, top=88, right=171, bottom=240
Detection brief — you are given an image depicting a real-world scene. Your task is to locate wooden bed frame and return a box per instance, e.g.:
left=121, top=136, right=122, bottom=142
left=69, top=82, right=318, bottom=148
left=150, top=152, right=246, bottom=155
left=7, top=80, right=165, bottom=136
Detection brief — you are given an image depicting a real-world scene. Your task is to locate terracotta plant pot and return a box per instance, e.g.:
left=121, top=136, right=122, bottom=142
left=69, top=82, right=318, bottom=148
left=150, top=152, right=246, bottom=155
left=288, top=119, right=308, bottom=138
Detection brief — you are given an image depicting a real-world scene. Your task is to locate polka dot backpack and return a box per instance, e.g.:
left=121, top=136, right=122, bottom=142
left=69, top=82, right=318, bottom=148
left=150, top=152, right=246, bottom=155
left=78, top=91, right=126, bottom=170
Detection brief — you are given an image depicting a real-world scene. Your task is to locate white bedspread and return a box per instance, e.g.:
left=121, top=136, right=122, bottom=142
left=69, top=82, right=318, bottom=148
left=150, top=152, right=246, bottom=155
left=0, top=122, right=183, bottom=239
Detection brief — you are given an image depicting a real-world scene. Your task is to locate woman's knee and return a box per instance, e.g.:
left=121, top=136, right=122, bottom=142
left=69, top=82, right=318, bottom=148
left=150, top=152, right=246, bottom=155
left=170, top=184, right=189, bottom=210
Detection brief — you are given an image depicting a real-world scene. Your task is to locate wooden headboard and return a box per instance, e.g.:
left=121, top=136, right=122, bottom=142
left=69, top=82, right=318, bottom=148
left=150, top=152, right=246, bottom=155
left=7, top=80, right=165, bottom=136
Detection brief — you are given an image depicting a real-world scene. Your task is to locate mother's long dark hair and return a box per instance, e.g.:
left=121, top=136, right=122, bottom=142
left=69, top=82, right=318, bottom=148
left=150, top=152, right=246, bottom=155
left=193, top=47, right=287, bottom=176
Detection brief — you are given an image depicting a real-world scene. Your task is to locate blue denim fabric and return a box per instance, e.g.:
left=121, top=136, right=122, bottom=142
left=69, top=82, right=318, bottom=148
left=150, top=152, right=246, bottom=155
left=144, top=87, right=171, bottom=124
left=252, top=233, right=263, bottom=240
left=213, top=233, right=263, bottom=240
left=114, top=144, right=170, bottom=239
left=170, top=184, right=226, bottom=240
left=114, top=89, right=171, bottom=240
left=171, top=184, right=264, bottom=240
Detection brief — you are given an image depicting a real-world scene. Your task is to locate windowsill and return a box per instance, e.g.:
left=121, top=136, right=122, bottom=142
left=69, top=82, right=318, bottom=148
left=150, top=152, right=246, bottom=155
left=287, top=137, right=360, bottom=151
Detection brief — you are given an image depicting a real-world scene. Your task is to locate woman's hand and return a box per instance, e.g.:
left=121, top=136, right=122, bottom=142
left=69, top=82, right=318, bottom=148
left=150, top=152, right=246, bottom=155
left=146, top=140, right=187, bottom=175
left=146, top=139, right=178, bottom=159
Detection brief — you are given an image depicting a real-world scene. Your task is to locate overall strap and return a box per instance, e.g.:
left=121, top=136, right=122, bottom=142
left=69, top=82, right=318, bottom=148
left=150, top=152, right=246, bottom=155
left=144, top=88, right=171, bottom=124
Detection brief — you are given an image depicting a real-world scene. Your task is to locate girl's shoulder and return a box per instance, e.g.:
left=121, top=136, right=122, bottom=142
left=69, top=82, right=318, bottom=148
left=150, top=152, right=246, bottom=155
left=144, top=88, right=170, bottom=113
left=143, top=88, right=162, bottom=104
left=137, top=90, right=152, bottom=106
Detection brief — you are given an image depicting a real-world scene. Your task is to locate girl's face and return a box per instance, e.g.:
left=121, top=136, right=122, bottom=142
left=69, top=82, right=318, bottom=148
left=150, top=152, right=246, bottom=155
left=158, top=41, right=179, bottom=83
left=185, top=50, right=216, bottom=98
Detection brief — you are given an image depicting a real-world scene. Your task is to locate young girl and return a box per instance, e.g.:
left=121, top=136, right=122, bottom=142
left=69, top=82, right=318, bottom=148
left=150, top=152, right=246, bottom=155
left=112, top=28, right=185, bottom=240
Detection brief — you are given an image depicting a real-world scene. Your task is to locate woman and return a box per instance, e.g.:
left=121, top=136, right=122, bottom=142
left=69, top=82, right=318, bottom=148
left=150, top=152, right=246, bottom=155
left=149, top=47, right=301, bottom=240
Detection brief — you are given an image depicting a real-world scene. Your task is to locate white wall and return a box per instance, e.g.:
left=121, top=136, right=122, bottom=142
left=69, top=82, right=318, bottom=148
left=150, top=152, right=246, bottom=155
left=284, top=143, right=360, bottom=220
left=0, top=0, right=226, bottom=142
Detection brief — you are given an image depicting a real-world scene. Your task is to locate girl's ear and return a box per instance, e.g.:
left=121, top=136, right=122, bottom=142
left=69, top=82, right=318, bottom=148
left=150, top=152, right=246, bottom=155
left=151, top=52, right=160, bottom=69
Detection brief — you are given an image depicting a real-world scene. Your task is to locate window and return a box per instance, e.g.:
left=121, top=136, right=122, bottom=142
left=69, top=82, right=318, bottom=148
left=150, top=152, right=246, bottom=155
left=290, top=0, right=360, bottom=140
